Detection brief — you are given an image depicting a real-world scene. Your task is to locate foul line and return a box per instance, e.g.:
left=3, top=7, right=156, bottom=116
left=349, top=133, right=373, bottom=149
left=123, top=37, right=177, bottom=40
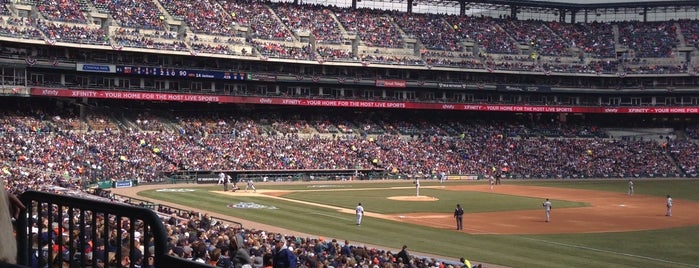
left=309, top=211, right=352, bottom=221
left=520, top=237, right=699, bottom=267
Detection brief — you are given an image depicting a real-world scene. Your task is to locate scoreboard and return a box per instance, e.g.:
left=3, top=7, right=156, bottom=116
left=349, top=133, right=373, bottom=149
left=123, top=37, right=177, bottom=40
left=115, top=65, right=247, bottom=80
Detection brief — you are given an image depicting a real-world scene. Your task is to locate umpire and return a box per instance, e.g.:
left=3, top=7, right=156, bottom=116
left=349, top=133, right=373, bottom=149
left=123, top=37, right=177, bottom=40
left=454, top=204, right=464, bottom=230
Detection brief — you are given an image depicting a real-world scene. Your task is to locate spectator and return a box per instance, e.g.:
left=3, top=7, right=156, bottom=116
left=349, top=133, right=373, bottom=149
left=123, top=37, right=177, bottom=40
left=272, top=236, right=297, bottom=268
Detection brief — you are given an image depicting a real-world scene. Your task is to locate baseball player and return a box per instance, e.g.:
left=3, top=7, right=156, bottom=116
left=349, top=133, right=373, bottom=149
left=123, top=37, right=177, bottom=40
left=245, top=179, right=256, bottom=192
left=454, top=204, right=464, bottom=230
left=223, top=174, right=229, bottom=191
left=543, top=198, right=552, bottom=222
left=489, top=176, right=495, bottom=190
left=218, top=172, right=226, bottom=184
left=627, top=180, right=634, bottom=196
left=355, top=202, right=364, bottom=225
left=666, top=195, right=673, bottom=216
left=415, top=178, right=420, bottom=196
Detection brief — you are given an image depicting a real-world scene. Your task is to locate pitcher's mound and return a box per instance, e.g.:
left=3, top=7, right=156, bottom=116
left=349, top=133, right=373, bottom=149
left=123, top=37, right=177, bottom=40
left=387, top=196, right=439, bottom=201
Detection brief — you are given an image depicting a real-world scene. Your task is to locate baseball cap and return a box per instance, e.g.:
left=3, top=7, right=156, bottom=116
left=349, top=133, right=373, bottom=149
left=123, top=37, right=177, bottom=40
left=172, top=247, right=184, bottom=257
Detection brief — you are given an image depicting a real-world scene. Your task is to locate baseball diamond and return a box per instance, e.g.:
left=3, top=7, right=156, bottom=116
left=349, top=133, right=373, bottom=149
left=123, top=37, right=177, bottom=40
left=114, top=179, right=699, bottom=268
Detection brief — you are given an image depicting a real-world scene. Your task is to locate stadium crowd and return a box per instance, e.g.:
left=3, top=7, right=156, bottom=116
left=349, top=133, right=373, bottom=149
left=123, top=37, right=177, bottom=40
left=2, top=101, right=698, bottom=186
left=272, top=3, right=344, bottom=45
left=0, top=0, right=697, bottom=74
left=111, top=27, right=188, bottom=51
left=4, top=100, right=699, bottom=268
left=91, top=0, right=165, bottom=29
left=333, top=8, right=404, bottom=49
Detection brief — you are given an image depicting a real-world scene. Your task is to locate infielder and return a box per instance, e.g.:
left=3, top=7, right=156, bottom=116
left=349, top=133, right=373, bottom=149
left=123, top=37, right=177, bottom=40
left=543, top=198, right=552, bottom=222
left=627, top=180, right=634, bottom=196
left=489, top=176, right=495, bottom=190
left=415, top=178, right=420, bottom=196
left=355, top=202, right=364, bottom=225
left=245, top=179, right=256, bottom=192
left=666, top=195, right=673, bottom=216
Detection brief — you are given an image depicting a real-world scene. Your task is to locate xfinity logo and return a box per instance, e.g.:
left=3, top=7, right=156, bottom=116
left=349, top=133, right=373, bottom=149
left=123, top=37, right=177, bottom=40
left=42, top=89, right=59, bottom=96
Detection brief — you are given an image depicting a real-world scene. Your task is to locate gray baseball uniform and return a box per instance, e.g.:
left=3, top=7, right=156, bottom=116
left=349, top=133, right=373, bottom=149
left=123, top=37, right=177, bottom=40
left=543, top=199, right=552, bottom=222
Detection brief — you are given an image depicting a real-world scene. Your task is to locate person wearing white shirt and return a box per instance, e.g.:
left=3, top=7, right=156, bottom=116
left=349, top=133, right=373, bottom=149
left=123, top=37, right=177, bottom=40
left=415, top=179, right=420, bottom=196
left=627, top=180, right=634, bottom=196
left=355, top=202, right=364, bottom=225
left=543, top=198, right=552, bottom=223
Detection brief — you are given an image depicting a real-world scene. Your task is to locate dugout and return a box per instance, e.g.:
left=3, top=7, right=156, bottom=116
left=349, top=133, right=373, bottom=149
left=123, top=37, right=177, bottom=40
left=164, top=168, right=386, bottom=184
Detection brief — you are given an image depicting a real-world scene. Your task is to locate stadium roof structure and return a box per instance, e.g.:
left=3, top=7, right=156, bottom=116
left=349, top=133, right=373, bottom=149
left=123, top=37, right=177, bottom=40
left=393, top=0, right=699, bottom=21
left=459, top=0, right=699, bottom=9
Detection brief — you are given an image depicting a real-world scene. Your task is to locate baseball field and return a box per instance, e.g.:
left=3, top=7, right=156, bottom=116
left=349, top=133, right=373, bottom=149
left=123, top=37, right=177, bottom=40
left=116, top=179, right=699, bottom=268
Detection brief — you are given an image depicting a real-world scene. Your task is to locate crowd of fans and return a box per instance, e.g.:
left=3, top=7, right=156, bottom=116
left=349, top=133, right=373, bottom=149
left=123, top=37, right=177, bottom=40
left=159, top=0, right=236, bottom=36
left=393, top=13, right=463, bottom=52
left=445, top=15, right=520, bottom=55
left=549, top=21, right=616, bottom=59
left=272, top=3, right=344, bottom=45
left=35, top=21, right=108, bottom=45
left=316, top=46, right=354, bottom=61
left=112, top=27, right=188, bottom=51
left=1, top=0, right=699, bottom=72
left=334, top=8, right=404, bottom=49
left=91, top=0, right=165, bottom=29
left=218, top=0, right=293, bottom=42
left=5, top=100, right=699, bottom=268
left=35, top=0, right=87, bottom=23
left=2, top=101, right=698, bottom=187
left=252, top=41, right=313, bottom=60
left=618, top=21, right=680, bottom=58
left=680, top=19, right=699, bottom=49
left=0, top=18, right=43, bottom=40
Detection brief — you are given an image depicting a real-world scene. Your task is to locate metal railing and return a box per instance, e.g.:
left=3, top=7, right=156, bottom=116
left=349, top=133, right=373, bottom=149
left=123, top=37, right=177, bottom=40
left=16, top=190, right=211, bottom=268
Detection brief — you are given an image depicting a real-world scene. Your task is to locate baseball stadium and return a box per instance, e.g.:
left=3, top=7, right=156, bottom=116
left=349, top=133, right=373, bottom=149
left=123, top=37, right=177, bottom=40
left=2, top=0, right=699, bottom=267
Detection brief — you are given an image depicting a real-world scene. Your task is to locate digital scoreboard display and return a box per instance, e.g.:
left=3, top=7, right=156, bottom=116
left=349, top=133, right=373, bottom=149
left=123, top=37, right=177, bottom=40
left=115, top=66, right=246, bottom=80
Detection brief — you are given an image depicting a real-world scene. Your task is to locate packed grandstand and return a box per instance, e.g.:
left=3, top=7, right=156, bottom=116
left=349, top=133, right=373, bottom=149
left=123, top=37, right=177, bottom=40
left=3, top=0, right=699, bottom=267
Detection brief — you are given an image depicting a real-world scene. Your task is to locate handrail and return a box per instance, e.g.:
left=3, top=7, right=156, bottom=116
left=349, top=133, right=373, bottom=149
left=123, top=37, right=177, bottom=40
left=16, top=190, right=210, bottom=268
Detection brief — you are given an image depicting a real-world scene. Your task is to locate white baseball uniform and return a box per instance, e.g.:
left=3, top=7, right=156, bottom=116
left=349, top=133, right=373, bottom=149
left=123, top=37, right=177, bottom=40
left=543, top=199, right=552, bottom=222
left=356, top=203, right=364, bottom=225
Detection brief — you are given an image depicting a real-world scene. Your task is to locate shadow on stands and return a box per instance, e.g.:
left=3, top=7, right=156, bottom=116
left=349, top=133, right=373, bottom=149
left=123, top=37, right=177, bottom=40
left=13, top=190, right=210, bottom=268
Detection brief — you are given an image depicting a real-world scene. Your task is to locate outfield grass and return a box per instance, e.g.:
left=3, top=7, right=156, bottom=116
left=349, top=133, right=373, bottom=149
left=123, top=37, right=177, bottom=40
left=139, top=179, right=699, bottom=268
